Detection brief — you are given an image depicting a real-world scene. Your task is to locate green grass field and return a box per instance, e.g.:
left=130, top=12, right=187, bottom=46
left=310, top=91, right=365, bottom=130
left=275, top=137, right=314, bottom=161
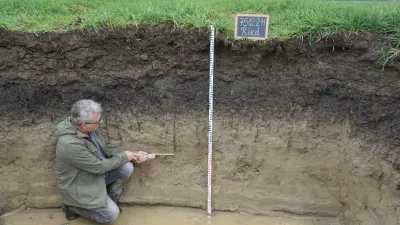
left=0, top=0, right=399, bottom=65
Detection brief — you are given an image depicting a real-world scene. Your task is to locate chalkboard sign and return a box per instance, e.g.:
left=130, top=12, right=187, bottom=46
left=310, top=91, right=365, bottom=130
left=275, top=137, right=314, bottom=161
left=235, top=14, right=270, bottom=40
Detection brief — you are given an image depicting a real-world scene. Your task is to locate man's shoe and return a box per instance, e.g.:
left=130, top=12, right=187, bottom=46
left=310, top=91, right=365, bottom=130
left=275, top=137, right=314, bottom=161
left=61, top=204, right=80, bottom=221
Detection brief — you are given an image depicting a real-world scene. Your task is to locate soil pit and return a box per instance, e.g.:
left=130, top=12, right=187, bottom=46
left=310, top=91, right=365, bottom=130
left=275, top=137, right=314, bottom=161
left=0, top=24, right=400, bottom=225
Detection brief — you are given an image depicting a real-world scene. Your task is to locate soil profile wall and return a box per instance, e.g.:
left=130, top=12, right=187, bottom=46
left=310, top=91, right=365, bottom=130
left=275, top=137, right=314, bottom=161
left=1, top=25, right=400, bottom=225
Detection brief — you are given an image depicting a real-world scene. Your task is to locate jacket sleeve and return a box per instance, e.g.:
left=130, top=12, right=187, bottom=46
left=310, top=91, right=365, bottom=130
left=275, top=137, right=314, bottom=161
left=105, top=142, right=125, bottom=154
left=58, top=139, right=129, bottom=174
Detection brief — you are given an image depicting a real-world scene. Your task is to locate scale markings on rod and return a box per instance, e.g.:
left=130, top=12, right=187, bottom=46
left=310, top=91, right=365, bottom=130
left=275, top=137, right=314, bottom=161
left=207, top=25, right=215, bottom=219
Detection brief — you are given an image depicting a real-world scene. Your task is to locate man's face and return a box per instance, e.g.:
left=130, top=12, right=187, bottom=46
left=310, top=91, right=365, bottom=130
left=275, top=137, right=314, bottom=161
left=81, top=112, right=102, bottom=133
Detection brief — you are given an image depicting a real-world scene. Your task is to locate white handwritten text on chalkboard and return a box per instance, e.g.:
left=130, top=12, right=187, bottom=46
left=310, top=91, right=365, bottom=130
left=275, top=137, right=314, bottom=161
left=235, top=14, right=269, bottom=40
left=239, top=17, right=266, bottom=36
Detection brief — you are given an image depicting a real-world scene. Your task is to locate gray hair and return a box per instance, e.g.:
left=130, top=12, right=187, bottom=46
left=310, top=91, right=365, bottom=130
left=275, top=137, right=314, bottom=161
left=70, top=99, right=102, bottom=125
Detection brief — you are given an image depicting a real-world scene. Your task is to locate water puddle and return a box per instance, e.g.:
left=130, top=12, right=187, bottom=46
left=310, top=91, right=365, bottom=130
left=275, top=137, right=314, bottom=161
left=1, top=205, right=341, bottom=225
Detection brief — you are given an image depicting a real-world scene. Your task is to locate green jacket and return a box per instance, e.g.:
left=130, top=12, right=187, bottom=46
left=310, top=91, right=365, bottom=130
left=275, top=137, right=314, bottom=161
left=55, top=117, right=129, bottom=209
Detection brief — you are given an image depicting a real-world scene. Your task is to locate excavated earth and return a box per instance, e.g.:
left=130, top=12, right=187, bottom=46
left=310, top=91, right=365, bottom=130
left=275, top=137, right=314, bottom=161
left=0, top=24, right=400, bottom=225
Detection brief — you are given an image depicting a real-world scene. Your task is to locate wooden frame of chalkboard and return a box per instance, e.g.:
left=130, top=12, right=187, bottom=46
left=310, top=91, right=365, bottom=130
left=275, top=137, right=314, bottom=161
left=234, top=14, right=270, bottom=40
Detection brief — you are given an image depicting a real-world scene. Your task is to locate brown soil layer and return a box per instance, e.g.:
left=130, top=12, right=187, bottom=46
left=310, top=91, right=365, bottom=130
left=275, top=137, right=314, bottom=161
left=0, top=24, right=400, bottom=225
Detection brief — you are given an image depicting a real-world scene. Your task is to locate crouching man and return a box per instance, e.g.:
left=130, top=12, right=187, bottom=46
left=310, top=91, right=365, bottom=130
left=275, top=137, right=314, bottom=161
left=55, top=99, right=147, bottom=223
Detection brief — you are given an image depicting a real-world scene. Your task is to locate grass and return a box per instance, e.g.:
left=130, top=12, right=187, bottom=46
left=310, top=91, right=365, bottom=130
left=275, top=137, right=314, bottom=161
left=0, top=0, right=399, bottom=66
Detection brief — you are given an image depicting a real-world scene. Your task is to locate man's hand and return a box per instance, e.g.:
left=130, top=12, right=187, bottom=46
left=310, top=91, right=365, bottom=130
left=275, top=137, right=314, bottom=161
left=135, top=151, right=148, bottom=163
left=124, top=151, right=148, bottom=164
left=138, top=151, right=148, bottom=156
left=124, top=151, right=136, bottom=161
left=132, top=152, right=147, bottom=164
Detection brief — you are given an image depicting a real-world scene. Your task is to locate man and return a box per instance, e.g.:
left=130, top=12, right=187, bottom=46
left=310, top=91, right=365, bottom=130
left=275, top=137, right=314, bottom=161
left=55, top=99, right=147, bottom=223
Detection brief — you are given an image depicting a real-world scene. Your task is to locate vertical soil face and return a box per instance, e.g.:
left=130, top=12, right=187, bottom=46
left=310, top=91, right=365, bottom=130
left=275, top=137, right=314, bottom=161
left=0, top=25, right=399, bottom=225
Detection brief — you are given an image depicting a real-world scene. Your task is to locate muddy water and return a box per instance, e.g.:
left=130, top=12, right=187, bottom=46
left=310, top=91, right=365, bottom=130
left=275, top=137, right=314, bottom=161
left=2, top=205, right=341, bottom=225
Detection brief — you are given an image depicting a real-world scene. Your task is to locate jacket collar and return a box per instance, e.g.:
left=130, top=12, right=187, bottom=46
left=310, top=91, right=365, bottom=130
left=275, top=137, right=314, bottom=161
left=77, top=129, right=90, bottom=138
